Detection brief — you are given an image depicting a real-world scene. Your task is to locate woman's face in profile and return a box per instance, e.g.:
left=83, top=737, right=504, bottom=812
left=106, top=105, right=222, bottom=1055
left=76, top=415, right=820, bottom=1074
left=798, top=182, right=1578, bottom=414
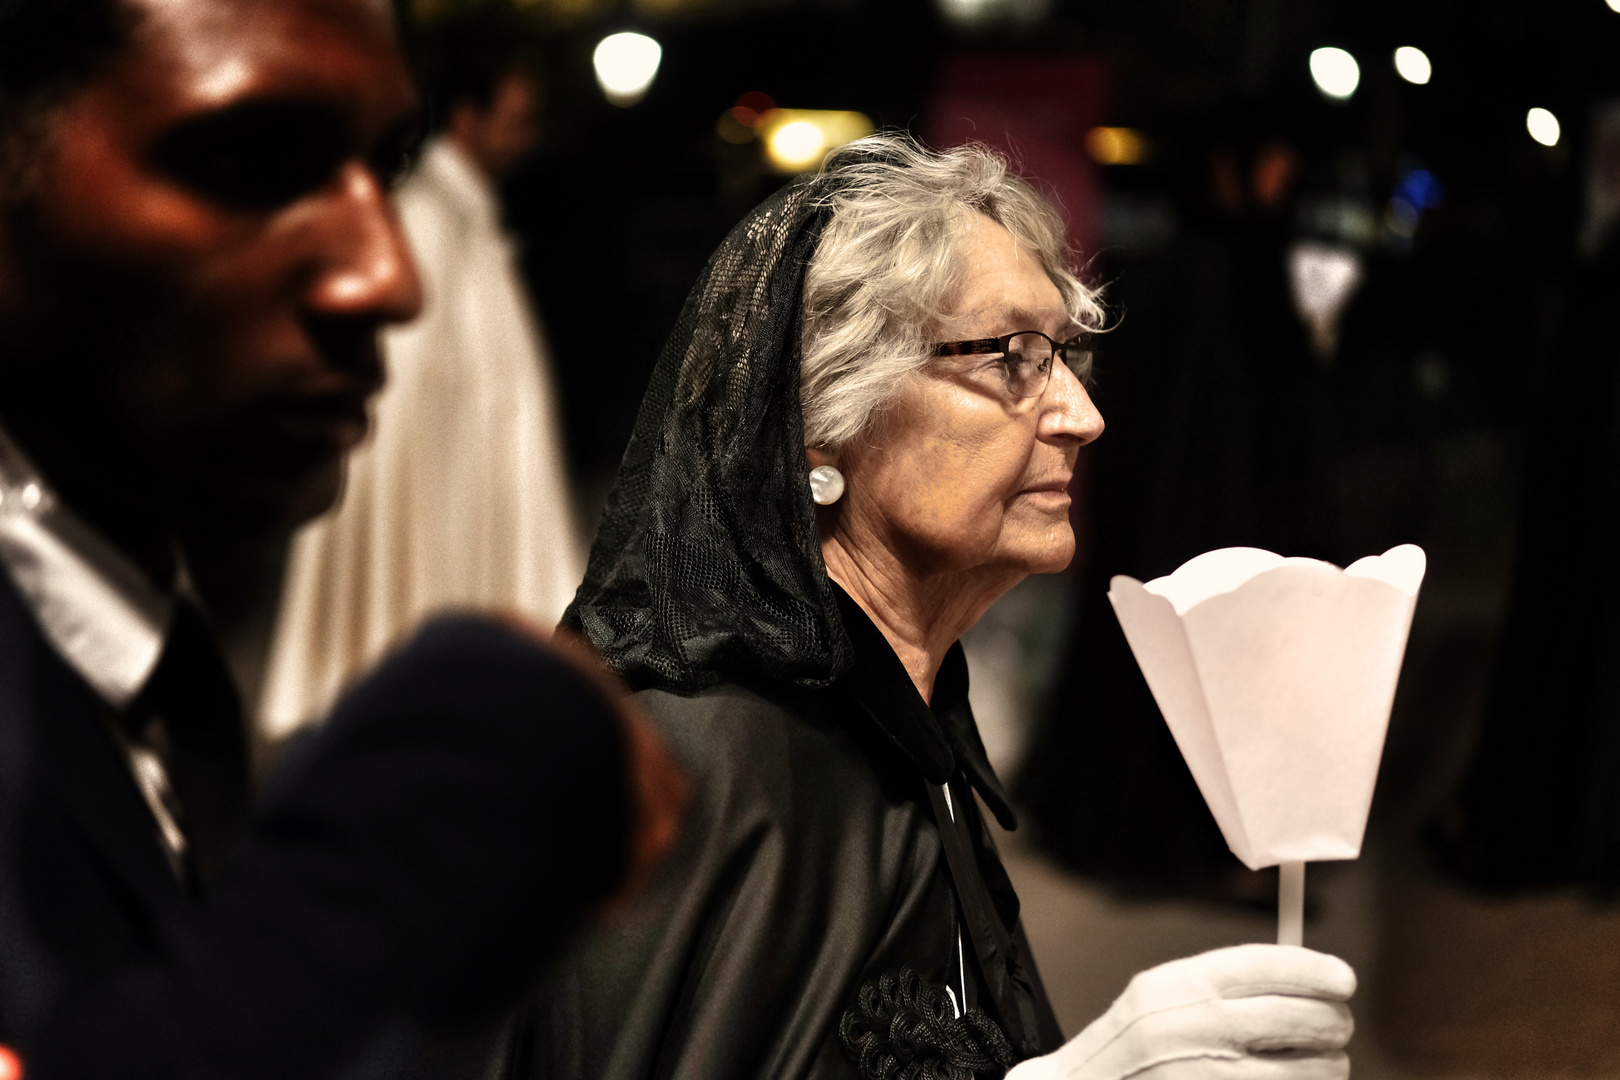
left=832, top=213, right=1104, bottom=580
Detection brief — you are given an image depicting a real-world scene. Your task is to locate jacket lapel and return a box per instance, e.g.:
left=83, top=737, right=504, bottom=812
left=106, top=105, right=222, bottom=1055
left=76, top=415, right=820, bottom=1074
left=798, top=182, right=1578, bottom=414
left=0, top=575, right=184, bottom=914
left=827, top=584, right=1064, bottom=1053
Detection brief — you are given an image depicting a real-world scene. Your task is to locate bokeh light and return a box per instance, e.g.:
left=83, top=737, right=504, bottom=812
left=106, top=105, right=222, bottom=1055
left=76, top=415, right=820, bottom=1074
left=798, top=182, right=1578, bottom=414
left=1393, top=46, right=1432, bottom=85
left=592, top=32, right=662, bottom=107
left=768, top=122, right=825, bottom=170
left=730, top=91, right=776, bottom=128
left=1085, top=127, right=1150, bottom=166
left=1309, top=47, right=1361, bottom=101
left=759, top=109, right=874, bottom=172
left=1527, top=107, right=1562, bottom=147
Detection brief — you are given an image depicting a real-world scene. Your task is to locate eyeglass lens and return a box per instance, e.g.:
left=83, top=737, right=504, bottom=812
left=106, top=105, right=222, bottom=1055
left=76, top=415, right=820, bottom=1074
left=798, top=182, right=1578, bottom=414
left=1002, top=333, right=1091, bottom=397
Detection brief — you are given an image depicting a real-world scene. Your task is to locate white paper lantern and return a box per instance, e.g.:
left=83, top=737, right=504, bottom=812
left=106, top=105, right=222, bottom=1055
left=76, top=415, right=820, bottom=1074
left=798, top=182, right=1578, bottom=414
left=1108, top=544, right=1425, bottom=871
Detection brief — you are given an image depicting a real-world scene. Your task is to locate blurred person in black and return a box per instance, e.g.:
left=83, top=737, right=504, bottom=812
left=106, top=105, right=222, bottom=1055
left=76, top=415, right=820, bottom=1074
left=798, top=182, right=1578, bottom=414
left=1432, top=112, right=1620, bottom=891
left=0, top=0, right=681, bottom=1076
left=1017, top=118, right=1332, bottom=896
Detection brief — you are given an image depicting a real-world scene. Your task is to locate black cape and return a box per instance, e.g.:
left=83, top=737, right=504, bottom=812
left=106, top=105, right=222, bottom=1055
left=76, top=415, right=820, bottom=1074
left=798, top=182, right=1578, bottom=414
left=513, top=590, right=1062, bottom=1080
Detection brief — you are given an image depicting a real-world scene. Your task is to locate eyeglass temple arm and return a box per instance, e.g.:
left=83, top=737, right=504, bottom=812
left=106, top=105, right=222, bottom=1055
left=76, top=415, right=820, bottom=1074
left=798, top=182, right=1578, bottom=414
left=933, top=337, right=1007, bottom=357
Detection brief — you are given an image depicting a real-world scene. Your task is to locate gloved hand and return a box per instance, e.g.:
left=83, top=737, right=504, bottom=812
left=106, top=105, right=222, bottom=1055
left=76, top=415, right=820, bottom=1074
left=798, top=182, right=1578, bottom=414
left=1005, top=945, right=1355, bottom=1080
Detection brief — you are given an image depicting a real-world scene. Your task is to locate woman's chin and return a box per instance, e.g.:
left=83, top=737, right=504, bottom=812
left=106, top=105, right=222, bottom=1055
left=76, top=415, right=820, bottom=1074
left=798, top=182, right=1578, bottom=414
left=1025, top=549, right=1075, bottom=575
left=995, top=526, right=1075, bottom=576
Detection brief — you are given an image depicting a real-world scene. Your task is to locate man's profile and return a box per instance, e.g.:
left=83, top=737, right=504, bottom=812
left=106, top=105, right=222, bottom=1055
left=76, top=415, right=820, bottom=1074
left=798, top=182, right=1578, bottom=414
left=0, top=1, right=680, bottom=1075
left=261, top=13, right=585, bottom=739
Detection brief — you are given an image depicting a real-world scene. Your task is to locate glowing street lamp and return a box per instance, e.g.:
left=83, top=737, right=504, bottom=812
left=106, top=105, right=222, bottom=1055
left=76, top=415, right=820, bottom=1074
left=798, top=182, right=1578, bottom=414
left=768, top=122, right=825, bottom=171
left=1393, top=46, right=1431, bottom=85
left=593, top=32, right=662, bottom=107
left=1527, top=107, right=1561, bottom=147
left=1309, top=47, right=1360, bottom=102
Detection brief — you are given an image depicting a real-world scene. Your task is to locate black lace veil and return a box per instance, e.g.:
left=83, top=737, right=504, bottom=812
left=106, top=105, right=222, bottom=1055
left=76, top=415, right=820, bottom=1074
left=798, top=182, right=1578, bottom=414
left=561, top=176, right=853, bottom=692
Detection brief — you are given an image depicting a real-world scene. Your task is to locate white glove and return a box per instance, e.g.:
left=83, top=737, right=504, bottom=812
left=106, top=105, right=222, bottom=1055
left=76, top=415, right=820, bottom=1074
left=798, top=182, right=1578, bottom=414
left=1005, top=944, right=1355, bottom=1080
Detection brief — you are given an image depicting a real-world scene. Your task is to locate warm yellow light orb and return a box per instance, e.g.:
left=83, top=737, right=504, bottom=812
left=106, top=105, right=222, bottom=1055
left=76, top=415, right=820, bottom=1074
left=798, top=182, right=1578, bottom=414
left=768, top=121, right=828, bottom=170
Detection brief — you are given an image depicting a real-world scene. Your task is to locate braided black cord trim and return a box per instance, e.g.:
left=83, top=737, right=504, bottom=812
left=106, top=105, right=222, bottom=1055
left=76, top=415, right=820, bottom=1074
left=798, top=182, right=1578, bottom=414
left=838, top=967, right=1017, bottom=1080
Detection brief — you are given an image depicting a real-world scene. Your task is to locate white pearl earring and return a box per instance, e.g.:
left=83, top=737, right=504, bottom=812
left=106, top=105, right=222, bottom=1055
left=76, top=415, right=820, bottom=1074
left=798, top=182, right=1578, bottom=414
left=808, top=465, right=845, bottom=506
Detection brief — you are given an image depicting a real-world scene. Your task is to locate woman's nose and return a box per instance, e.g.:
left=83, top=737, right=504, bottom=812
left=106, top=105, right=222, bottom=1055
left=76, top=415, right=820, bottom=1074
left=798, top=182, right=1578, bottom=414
left=1041, top=359, right=1105, bottom=445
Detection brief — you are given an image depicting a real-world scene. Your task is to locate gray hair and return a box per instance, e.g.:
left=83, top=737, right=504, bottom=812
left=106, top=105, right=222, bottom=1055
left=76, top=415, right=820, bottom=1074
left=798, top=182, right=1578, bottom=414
left=799, top=133, right=1105, bottom=451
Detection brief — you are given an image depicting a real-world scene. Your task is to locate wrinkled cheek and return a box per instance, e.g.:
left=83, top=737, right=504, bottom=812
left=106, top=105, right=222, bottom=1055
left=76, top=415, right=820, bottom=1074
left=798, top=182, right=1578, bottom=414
left=921, top=445, right=1024, bottom=552
left=901, top=482, right=1010, bottom=570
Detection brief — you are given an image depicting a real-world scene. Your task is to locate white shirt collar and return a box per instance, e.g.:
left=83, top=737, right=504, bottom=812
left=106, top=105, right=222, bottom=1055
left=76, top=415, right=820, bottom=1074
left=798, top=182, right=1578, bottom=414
left=0, top=429, right=171, bottom=709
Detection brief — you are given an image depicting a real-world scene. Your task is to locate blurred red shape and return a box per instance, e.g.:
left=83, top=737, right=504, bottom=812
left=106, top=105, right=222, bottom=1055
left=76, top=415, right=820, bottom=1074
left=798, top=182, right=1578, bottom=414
left=732, top=91, right=777, bottom=128
left=925, top=55, right=1107, bottom=260
left=0, top=1044, right=22, bottom=1080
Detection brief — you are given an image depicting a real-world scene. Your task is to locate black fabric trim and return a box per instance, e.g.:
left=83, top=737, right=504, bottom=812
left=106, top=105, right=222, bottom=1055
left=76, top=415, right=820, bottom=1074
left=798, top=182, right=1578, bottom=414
left=839, top=966, right=1015, bottom=1080
left=830, top=586, right=956, bottom=783
left=827, top=587, right=1060, bottom=1057
left=927, top=782, right=1058, bottom=1059
left=830, top=586, right=1016, bottom=829
left=929, top=650, right=1016, bottom=832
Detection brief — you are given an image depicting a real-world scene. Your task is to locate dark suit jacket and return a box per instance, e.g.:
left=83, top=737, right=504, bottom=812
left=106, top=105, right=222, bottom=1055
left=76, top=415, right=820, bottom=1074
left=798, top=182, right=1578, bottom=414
left=0, top=575, right=632, bottom=1080
left=0, top=569, right=188, bottom=1046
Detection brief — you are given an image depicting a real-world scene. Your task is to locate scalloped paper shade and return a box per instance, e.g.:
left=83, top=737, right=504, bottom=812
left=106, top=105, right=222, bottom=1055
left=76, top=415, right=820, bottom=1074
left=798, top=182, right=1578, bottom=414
left=1107, top=545, right=1425, bottom=870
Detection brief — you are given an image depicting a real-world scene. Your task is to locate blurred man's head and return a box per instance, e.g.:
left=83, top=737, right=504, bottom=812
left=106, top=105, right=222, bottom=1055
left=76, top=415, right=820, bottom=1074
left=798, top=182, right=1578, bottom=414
left=427, top=12, right=543, bottom=182
left=446, top=69, right=540, bottom=182
left=0, top=0, right=422, bottom=570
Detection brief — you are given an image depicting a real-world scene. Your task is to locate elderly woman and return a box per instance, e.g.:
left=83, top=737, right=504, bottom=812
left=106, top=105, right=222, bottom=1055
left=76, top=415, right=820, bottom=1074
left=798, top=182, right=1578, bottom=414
left=514, top=135, right=1354, bottom=1080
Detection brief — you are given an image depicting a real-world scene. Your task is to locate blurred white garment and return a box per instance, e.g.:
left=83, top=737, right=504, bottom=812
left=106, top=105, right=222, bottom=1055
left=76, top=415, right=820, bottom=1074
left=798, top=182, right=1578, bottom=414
left=258, top=137, right=583, bottom=740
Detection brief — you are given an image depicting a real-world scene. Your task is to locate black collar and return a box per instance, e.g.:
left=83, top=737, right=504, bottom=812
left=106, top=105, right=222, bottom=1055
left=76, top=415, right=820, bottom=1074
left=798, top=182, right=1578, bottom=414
left=830, top=585, right=1018, bottom=830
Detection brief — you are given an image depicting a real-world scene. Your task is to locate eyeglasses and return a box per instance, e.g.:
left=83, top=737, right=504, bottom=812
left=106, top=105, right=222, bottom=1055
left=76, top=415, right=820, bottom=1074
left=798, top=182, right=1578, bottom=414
left=932, top=331, right=1094, bottom=399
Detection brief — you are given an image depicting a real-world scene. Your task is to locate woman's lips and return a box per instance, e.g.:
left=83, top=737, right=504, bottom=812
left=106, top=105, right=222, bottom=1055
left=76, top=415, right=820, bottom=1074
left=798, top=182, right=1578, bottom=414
left=1018, top=478, right=1072, bottom=505
left=1020, top=476, right=1071, bottom=492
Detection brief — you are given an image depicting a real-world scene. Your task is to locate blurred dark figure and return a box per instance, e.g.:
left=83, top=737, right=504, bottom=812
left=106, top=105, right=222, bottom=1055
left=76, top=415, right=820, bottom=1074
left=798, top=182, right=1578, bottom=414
left=31, top=617, right=674, bottom=1080
left=1018, top=121, right=1333, bottom=892
left=0, top=0, right=680, bottom=1076
left=1431, top=108, right=1620, bottom=891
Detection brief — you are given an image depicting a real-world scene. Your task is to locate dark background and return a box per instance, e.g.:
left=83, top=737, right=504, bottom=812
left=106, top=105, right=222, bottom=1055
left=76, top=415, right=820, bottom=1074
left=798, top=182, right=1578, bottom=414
left=476, top=0, right=1605, bottom=895
left=483, top=0, right=1613, bottom=491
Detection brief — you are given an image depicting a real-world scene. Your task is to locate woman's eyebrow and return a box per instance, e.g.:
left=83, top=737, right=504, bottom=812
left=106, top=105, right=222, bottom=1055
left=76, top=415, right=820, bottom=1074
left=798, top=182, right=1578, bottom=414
left=984, top=305, right=1070, bottom=334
